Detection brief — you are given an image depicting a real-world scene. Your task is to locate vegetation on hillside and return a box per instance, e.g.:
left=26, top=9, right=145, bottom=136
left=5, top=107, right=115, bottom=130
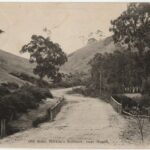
left=0, top=33, right=69, bottom=135
left=61, top=36, right=122, bottom=74
left=10, top=72, right=50, bottom=88
left=55, top=72, right=88, bottom=88
left=70, top=3, right=150, bottom=110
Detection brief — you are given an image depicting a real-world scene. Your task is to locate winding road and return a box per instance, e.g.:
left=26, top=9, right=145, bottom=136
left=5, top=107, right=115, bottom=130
left=0, top=87, right=134, bottom=148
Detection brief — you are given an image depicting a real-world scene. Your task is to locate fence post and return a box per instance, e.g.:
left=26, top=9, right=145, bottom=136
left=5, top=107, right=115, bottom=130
left=148, top=109, right=150, bottom=122
left=46, top=109, right=50, bottom=120
left=1, top=119, right=6, bottom=138
left=1, top=120, right=2, bottom=138
left=111, top=96, right=122, bottom=114
left=50, top=109, right=53, bottom=121
left=48, top=98, right=64, bottom=122
left=3, top=119, right=6, bottom=137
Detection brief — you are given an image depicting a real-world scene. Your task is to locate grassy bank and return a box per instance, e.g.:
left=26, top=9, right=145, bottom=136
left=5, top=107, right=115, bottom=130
left=0, top=83, right=53, bottom=135
left=67, top=86, right=111, bottom=102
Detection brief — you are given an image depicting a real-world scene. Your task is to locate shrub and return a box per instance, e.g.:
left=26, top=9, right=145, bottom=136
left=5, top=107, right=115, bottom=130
left=32, top=115, right=48, bottom=127
left=0, top=84, right=53, bottom=121
left=112, top=94, right=137, bottom=109
left=1, top=82, right=19, bottom=90
left=0, top=85, right=10, bottom=97
left=0, top=99, right=15, bottom=120
left=12, top=91, right=38, bottom=109
left=8, top=82, right=19, bottom=90
left=141, top=80, right=150, bottom=95
left=10, top=72, right=50, bottom=88
left=68, top=87, right=100, bottom=97
left=138, top=95, right=150, bottom=107
left=20, top=84, right=53, bottom=100
left=36, top=79, right=50, bottom=88
left=1, top=94, right=28, bottom=114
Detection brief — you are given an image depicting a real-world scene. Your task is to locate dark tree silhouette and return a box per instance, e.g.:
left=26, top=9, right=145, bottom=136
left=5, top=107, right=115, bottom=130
left=0, top=29, right=4, bottom=34
left=110, top=3, right=150, bottom=54
left=20, top=35, right=67, bottom=82
left=110, top=3, right=150, bottom=85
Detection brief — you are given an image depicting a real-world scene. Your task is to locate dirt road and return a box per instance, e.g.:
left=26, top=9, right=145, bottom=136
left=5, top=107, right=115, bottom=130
left=0, top=87, right=145, bottom=148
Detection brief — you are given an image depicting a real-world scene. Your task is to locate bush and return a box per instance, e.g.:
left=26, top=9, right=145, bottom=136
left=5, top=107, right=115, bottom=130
left=32, top=115, right=48, bottom=127
left=141, top=80, right=150, bottom=95
left=138, top=95, right=150, bottom=107
left=12, top=91, right=38, bottom=109
left=8, top=82, right=19, bottom=90
left=112, top=94, right=137, bottom=109
left=0, top=84, right=53, bottom=120
left=10, top=72, right=50, bottom=88
left=1, top=94, right=28, bottom=114
left=0, top=99, right=15, bottom=119
left=0, top=85, right=10, bottom=97
left=68, top=87, right=100, bottom=97
left=36, top=79, right=50, bottom=88
left=20, top=84, right=53, bottom=101
left=1, top=82, right=19, bottom=90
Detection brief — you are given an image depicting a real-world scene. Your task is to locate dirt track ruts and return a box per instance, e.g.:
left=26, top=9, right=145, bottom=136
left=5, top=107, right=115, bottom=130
left=0, top=87, right=145, bottom=148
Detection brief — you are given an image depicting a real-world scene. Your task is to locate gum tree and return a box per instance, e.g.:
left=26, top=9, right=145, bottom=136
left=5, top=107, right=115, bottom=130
left=110, top=3, right=150, bottom=87
left=20, top=35, right=67, bottom=83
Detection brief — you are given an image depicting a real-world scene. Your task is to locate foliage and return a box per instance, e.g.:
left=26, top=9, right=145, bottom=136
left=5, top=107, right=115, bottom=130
left=1, top=82, right=19, bottom=90
left=0, top=85, right=10, bottom=97
left=135, top=112, right=145, bottom=142
left=68, top=86, right=110, bottom=101
left=0, top=84, right=53, bottom=120
left=55, top=72, right=88, bottom=88
left=80, top=3, right=150, bottom=105
left=20, top=84, right=53, bottom=101
left=110, top=3, right=150, bottom=54
left=10, top=72, right=50, bottom=88
left=110, top=3, right=150, bottom=86
left=112, top=95, right=137, bottom=109
left=20, top=35, right=67, bottom=82
left=67, top=87, right=91, bottom=96
left=138, top=95, right=150, bottom=107
left=32, top=115, right=48, bottom=127
left=0, top=56, right=7, bottom=69
left=89, top=50, right=146, bottom=95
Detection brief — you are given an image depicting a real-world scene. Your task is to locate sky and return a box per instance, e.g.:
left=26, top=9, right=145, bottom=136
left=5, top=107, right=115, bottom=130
left=0, top=3, right=127, bottom=58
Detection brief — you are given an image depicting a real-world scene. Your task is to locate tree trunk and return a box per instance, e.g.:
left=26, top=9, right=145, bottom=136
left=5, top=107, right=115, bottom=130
left=39, top=76, right=43, bottom=87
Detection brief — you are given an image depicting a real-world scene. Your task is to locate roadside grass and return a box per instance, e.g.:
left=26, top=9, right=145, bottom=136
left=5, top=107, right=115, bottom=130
left=67, top=87, right=110, bottom=102
left=0, top=83, right=54, bottom=135
left=8, top=98, right=57, bottom=133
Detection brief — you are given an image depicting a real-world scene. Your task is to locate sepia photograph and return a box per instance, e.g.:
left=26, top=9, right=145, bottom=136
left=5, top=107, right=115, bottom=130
left=0, top=2, right=150, bottom=148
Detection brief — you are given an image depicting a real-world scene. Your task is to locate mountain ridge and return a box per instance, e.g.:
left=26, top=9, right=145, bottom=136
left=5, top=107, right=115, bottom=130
left=0, top=49, right=35, bottom=85
left=61, top=36, right=122, bottom=74
left=0, top=36, right=122, bottom=84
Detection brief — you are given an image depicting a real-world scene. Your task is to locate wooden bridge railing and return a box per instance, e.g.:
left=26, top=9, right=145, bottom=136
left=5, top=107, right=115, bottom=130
left=47, top=97, right=65, bottom=121
left=110, top=96, right=122, bottom=114
left=0, top=119, right=6, bottom=138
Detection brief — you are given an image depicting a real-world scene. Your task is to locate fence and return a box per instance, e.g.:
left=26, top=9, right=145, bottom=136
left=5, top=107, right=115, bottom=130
left=110, top=96, right=150, bottom=121
left=0, top=119, right=6, bottom=138
left=110, top=96, right=122, bottom=114
left=32, top=97, right=65, bottom=127
left=122, top=110, right=150, bottom=118
left=0, top=97, right=65, bottom=138
left=47, top=97, right=65, bottom=121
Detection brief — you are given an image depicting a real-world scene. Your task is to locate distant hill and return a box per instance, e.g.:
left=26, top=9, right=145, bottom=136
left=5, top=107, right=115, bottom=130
left=0, top=36, right=123, bottom=85
left=62, top=36, right=123, bottom=74
left=0, top=49, right=35, bottom=85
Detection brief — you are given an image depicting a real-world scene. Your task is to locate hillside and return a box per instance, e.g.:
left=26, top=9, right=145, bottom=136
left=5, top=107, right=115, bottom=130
left=62, top=36, right=123, bottom=74
left=0, top=49, right=35, bottom=85
left=0, top=36, right=123, bottom=85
